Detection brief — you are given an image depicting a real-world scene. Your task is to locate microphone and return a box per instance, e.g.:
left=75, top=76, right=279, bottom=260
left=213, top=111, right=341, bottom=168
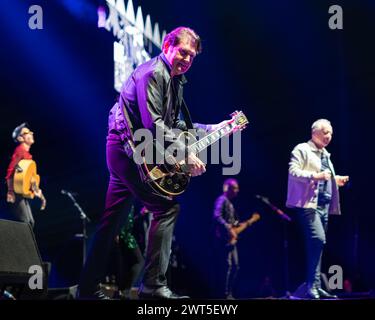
left=274, top=208, right=292, bottom=222
left=255, top=194, right=292, bottom=222
left=2, top=290, right=16, bottom=300
left=61, top=189, right=78, bottom=196
left=255, top=194, right=269, bottom=203
left=61, top=189, right=90, bottom=223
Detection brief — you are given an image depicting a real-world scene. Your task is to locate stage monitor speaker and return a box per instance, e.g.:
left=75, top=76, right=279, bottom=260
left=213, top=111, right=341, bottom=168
left=0, top=219, right=47, bottom=299
left=291, top=282, right=308, bottom=299
left=47, top=285, right=78, bottom=300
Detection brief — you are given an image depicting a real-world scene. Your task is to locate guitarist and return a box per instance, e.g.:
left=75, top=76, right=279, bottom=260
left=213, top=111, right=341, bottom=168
left=5, top=123, right=45, bottom=228
left=78, top=26, right=226, bottom=300
left=213, top=178, right=241, bottom=299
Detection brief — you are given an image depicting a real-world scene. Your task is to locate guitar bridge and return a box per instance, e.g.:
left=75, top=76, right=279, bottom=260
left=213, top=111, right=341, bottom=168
left=147, top=166, right=167, bottom=181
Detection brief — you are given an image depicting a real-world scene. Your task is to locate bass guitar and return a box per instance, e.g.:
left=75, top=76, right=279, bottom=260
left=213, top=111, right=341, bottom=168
left=228, top=212, right=260, bottom=245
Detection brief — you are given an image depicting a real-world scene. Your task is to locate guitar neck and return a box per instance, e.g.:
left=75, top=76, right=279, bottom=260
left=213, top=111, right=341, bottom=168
left=31, top=181, right=40, bottom=193
left=234, top=218, right=256, bottom=236
left=190, top=122, right=237, bottom=154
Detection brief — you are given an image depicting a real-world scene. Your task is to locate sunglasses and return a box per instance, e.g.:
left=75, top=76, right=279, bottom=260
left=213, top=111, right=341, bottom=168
left=21, top=130, right=33, bottom=136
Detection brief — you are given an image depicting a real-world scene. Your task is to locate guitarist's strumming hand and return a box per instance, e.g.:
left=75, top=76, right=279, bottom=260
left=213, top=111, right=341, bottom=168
left=180, top=153, right=206, bottom=177
left=6, top=191, right=16, bottom=203
left=228, top=225, right=238, bottom=245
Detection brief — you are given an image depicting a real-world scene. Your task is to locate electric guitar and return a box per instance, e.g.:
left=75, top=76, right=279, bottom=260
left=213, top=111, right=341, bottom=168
left=228, top=212, right=260, bottom=245
left=13, top=159, right=46, bottom=210
left=140, top=110, right=249, bottom=196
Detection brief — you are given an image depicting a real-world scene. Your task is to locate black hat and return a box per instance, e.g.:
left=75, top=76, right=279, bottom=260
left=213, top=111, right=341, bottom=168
left=12, top=122, right=29, bottom=143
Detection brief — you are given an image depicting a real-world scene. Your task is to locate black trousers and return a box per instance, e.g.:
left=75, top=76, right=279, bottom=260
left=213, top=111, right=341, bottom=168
left=115, top=243, right=145, bottom=290
left=295, top=205, right=329, bottom=289
left=213, top=240, right=240, bottom=298
left=224, top=244, right=239, bottom=296
left=78, top=139, right=179, bottom=297
left=9, top=195, right=35, bottom=228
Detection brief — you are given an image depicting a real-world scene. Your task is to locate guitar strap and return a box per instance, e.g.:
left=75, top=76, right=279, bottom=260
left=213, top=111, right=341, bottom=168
left=118, top=95, right=136, bottom=158
left=119, top=78, right=194, bottom=153
left=170, top=78, right=194, bottom=130
left=118, top=96, right=172, bottom=200
left=118, top=96, right=151, bottom=185
left=181, top=98, right=194, bottom=130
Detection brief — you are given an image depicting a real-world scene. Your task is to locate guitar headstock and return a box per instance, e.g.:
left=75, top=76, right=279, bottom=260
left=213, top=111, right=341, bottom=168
left=229, top=110, right=249, bottom=132
left=250, top=212, right=261, bottom=223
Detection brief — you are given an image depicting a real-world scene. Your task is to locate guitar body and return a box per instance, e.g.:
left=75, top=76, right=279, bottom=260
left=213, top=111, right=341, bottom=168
left=13, top=159, right=40, bottom=199
left=141, top=131, right=196, bottom=196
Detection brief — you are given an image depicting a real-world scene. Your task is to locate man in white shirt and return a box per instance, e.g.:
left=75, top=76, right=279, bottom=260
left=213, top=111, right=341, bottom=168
left=286, top=119, right=349, bottom=299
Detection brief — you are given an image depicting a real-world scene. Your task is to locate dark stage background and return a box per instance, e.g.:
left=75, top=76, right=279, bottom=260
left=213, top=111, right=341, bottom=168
left=1, top=0, right=374, bottom=298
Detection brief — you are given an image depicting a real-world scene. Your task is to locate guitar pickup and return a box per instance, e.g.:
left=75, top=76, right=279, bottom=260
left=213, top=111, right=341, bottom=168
left=147, top=166, right=167, bottom=181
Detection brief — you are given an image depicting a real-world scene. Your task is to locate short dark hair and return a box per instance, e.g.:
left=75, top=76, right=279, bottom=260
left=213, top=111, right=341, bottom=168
left=162, top=26, right=202, bottom=54
left=12, top=122, right=28, bottom=143
left=223, top=178, right=238, bottom=192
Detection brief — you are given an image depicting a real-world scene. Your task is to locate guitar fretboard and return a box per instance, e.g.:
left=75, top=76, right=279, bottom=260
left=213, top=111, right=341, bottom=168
left=190, top=121, right=236, bottom=154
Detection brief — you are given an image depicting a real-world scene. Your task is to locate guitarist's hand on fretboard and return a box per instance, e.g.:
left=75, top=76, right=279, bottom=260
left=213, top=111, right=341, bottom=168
left=34, top=189, right=47, bottom=211
left=207, top=120, right=230, bottom=133
left=40, top=195, right=47, bottom=211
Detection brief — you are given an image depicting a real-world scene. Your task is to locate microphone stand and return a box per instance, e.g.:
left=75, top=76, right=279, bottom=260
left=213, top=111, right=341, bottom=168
left=63, top=191, right=91, bottom=267
left=281, top=218, right=291, bottom=298
left=256, top=195, right=292, bottom=298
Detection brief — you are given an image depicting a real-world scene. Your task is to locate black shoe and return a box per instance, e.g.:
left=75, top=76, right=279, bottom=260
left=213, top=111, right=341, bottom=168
left=139, top=286, right=190, bottom=300
left=118, top=290, right=131, bottom=300
left=306, top=287, right=320, bottom=300
left=78, top=290, right=112, bottom=300
left=317, top=288, right=338, bottom=299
